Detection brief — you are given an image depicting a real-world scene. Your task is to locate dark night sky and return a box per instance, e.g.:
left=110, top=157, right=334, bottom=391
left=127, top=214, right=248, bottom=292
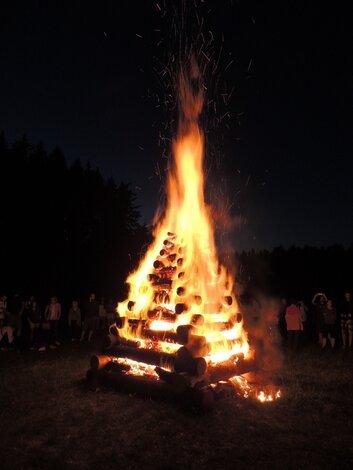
left=1, top=1, right=352, bottom=250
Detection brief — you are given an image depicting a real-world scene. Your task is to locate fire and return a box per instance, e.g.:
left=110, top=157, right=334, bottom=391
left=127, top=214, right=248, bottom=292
left=117, top=59, right=249, bottom=365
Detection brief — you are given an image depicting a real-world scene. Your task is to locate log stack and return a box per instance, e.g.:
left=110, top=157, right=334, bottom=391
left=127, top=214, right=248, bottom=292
left=86, top=231, right=258, bottom=411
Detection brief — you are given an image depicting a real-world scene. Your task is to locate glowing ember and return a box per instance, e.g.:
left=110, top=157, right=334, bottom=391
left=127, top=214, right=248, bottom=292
left=229, top=376, right=282, bottom=403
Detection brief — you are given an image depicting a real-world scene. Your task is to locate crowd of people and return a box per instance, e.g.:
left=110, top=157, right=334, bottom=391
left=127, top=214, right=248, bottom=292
left=0, top=293, right=116, bottom=351
left=0, top=290, right=352, bottom=353
left=278, top=291, right=353, bottom=351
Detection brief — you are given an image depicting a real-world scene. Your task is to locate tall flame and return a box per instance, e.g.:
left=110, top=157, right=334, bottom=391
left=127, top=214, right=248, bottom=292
left=117, top=59, right=249, bottom=363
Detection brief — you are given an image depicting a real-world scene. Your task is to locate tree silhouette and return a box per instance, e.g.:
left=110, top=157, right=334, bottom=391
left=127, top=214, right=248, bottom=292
left=0, top=133, right=150, bottom=304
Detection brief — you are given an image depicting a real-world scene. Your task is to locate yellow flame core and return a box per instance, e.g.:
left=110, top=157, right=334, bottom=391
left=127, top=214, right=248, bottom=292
left=117, top=64, right=249, bottom=363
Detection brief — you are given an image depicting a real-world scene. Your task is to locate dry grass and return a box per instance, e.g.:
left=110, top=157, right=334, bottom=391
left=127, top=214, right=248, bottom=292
left=1, top=344, right=353, bottom=470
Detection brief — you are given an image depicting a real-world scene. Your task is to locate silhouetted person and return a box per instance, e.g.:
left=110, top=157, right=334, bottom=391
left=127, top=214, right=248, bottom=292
left=340, top=292, right=353, bottom=349
left=68, top=300, right=81, bottom=341
left=105, top=298, right=116, bottom=327
left=44, top=296, right=61, bottom=348
left=321, top=299, right=337, bottom=349
left=312, top=292, right=327, bottom=346
left=27, top=300, right=41, bottom=348
left=6, top=292, right=24, bottom=338
left=81, top=293, right=99, bottom=342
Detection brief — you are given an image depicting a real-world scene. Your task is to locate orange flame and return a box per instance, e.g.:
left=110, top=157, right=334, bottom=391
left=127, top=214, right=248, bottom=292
left=117, top=59, right=249, bottom=364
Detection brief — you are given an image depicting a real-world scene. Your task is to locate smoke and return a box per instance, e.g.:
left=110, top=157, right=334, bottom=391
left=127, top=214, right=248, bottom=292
left=241, top=293, right=284, bottom=374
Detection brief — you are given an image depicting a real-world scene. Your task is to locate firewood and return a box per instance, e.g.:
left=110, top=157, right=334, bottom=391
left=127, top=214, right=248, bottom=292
left=142, top=329, right=179, bottom=343
left=90, top=354, right=113, bottom=371
left=207, top=356, right=258, bottom=383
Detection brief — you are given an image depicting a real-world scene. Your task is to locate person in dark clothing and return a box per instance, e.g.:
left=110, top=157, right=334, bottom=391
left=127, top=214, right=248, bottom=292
left=68, top=300, right=81, bottom=341
left=322, top=299, right=337, bottom=349
left=80, top=293, right=99, bottom=342
left=312, top=292, right=327, bottom=346
left=6, top=293, right=24, bottom=338
left=27, top=301, right=41, bottom=348
left=341, top=292, right=353, bottom=349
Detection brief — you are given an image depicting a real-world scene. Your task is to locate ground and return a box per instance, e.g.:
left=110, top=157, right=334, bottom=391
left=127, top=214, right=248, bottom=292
left=1, top=343, right=353, bottom=470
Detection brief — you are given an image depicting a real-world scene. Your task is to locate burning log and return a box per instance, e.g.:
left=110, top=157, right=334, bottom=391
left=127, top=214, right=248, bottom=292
left=163, top=239, right=174, bottom=249
left=147, top=309, right=177, bottom=323
left=223, top=296, right=233, bottom=306
left=153, top=260, right=164, bottom=270
left=90, top=354, right=113, bottom=370
left=107, top=345, right=206, bottom=377
left=127, top=300, right=135, bottom=311
left=155, top=367, right=208, bottom=393
left=176, top=324, right=195, bottom=344
left=175, top=303, right=189, bottom=314
left=186, top=335, right=211, bottom=357
left=106, top=345, right=176, bottom=369
left=92, top=369, right=214, bottom=411
left=142, top=329, right=179, bottom=343
left=207, top=355, right=258, bottom=383
left=116, top=315, right=126, bottom=329
left=191, top=314, right=204, bottom=326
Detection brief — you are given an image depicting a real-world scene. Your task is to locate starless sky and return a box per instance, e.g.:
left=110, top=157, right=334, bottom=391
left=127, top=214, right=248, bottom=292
left=1, top=1, right=352, bottom=250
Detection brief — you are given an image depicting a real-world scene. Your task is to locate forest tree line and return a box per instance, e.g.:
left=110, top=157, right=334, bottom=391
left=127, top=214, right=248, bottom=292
left=0, top=132, right=150, bottom=303
left=1, top=132, right=352, bottom=306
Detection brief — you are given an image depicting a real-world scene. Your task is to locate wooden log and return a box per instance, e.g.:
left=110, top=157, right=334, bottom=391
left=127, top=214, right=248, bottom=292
left=174, top=356, right=207, bottom=377
left=163, top=239, right=174, bottom=249
left=117, top=337, right=141, bottom=349
left=191, top=314, right=204, bottom=326
left=90, top=354, right=113, bottom=370
left=106, top=345, right=177, bottom=369
left=107, top=345, right=206, bottom=377
left=95, top=369, right=214, bottom=412
left=186, top=335, right=211, bottom=357
left=127, top=300, right=135, bottom=311
left=176, top=325, right=195, bottom=344
left=207, top=356, right=258, bottom=383
left=155, top=367, right=191, bottom=393
left=155, top=367, right=207, bottom=393
left=147, top=309, right=177, bottom=323
left=116, top=316, right=126, bottom=329
left=142, top=329, right=179, bottom=343
left=153, top=260, right=164, bottom=270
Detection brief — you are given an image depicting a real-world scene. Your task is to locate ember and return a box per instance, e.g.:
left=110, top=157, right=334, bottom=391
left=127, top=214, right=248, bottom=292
left=86, top=57, right=280, bottom=410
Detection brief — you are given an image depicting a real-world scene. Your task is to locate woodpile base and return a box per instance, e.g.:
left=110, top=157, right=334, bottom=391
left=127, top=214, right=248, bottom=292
left=86, top=344, right=259, bottom=413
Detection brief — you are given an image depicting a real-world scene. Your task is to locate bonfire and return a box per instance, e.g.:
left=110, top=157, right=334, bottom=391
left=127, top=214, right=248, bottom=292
left=86, top=59, right=280, bottom=410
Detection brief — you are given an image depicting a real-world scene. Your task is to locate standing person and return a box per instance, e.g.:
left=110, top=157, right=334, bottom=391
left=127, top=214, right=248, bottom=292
left=285, top=299, right=303, bottom=350
left=68, top=300, right=81, bottom=341
left=105, top=298, right=116, bottom=327
left=312, top=292, right=327, bottom=346
left=44, top=296, right=61, bottom=348
left=6, top=292, right=24, bottom=339
left=27, top=300, right=41, bottom=348
left=98, top=297, right=107, bottom=331
left=322, top=299, right=337, bottom=349
left=297, top=300, right=308, bottom=345
left=80, top=293, right=99, bottom=342
left=340, top=292, right=353, bottom=349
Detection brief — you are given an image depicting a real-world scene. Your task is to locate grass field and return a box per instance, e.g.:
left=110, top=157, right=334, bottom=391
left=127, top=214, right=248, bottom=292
left=1, top=343, right=353, bottom=470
